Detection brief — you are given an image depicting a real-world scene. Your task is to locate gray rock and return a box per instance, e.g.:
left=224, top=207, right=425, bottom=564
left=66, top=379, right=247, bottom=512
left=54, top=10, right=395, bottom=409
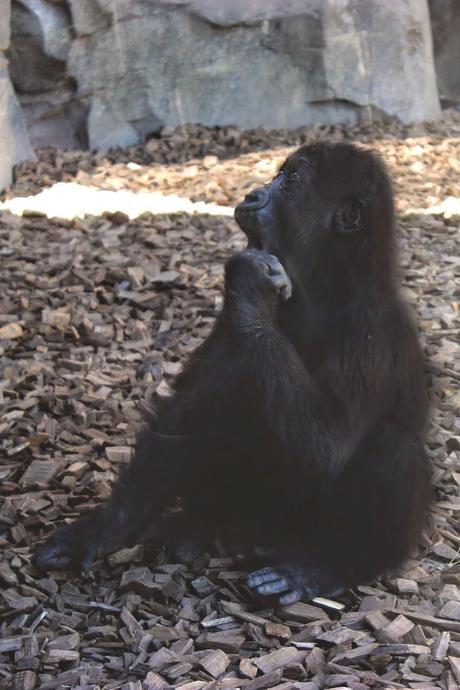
left=0, top=60, right=35, bottom=191
left=87, top=98, right=141, bottom=150
left=8, top=0, right=442, bottom=151
left=19, top=87, right=87, bottom=149
left=0, top=0, right=11, bottom=50
left=190, top=0, right=323, bottom=27
left=17, top=0, right=72, bottom=61
left=69, top=0, right=111, bottom=36
left=0, top=0, right=35, bottom=191
left=10, top=2, right=68, bottom=93
left=10, top=0, right=84, bottom=149
left=429, top=0, right=460, bottom=103
left=66, top=0, right=440, bottom=149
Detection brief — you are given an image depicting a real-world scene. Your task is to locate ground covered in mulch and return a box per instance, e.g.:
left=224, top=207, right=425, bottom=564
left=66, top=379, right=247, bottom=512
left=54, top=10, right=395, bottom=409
left=0, top=114, right=459, bottom=690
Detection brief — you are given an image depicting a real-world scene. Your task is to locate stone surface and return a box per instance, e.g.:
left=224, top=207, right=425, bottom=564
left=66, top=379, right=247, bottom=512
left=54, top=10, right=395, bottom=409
left=0, top=0, right=34, bottom=191
left=429, top=0, right=460, bottom=104
left=9, top=0, right=85, bottom=149
left=68, top=0, right=441, bottom=149
left=0, top=0, right=11, bottom=50
left=9, top=0, right=442, bottom=151
left=10, top=1, right=69, bottom=93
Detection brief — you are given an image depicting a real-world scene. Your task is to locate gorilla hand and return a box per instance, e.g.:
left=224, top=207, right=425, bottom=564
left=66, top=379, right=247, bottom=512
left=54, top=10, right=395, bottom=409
left=244, top=251, right=292, bottom=301
left=223, top=250, right=292, bottom=333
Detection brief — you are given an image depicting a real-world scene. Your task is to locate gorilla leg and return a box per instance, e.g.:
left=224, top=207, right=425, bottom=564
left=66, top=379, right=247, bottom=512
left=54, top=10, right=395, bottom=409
left=35, top=249, right=292, bottom=572
left=35, top=347, right=259, bottom=571
left=157, top=510, right=216, bottom=563
left=334, top=427, right=431, bottom=580
left=35, top=430, right=198, bottom=571
left=248, top=427, right=431, bottom=603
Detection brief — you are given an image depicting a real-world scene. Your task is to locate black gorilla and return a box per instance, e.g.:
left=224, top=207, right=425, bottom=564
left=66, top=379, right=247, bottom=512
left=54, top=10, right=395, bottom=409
left=36, top=142, right=431, bottom=603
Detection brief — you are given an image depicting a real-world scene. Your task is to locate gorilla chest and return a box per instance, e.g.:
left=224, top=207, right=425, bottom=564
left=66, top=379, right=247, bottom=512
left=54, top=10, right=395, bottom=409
left=279, top=313, right=332, bottom=370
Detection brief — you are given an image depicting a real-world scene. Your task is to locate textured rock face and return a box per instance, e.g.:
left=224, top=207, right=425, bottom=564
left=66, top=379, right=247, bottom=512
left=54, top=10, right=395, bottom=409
left=9, top=0, right=441, bottom=151
left=9, top=0, right=87, bottom=149
left=0, top=0, right=34, bottom=191
left=429, top=0, right=460, bottom=104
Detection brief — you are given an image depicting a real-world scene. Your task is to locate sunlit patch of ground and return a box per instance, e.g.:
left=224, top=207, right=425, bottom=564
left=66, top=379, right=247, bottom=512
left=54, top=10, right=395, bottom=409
left=1, top=179, right=459, bottom=222
left=2, top=133, right=460, bottom=221
left=0, top=182, right=234, bottom=220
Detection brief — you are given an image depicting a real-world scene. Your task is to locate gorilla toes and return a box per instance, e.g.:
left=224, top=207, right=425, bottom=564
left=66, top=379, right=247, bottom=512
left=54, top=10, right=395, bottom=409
left=279, top=589, right=303, bottom=605
left=247, top=566, right=285, bottom=589
left=35, top=520, right=103, bottom=574
left=247, top=566, right=300, bottom=602
left=247, top=563, right=345, bottom=604
left=34, top=544, right=73, bottom=572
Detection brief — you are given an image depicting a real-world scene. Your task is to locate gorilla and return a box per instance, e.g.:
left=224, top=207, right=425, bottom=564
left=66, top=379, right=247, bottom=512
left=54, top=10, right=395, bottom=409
left=36, top=142, right=431, bottom=604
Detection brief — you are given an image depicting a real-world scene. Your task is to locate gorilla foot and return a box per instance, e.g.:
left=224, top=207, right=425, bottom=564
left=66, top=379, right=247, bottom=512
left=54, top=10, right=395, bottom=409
left=35, top=514, right=118, bottom=574
left=247, top=564, right=345, bottom=604
left=174, top=539, right=203, bottom=564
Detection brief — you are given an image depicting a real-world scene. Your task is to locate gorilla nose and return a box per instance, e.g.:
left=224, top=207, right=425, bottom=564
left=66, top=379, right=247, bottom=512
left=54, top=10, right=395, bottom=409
left=239, top=186, right=270, bottom=212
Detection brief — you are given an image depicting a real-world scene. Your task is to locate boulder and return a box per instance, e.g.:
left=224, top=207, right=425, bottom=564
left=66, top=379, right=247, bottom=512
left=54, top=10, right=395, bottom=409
left=0, top=0, right=11, bottom=51
left=66, top=0, right=440, bottom=150
left=9, top=0, right=85, bottom=149
left=0, top=0, right=34, bottom=191
left=429, top=0, right=460, bottom=104
left=7, top=0, right=441, bottom=152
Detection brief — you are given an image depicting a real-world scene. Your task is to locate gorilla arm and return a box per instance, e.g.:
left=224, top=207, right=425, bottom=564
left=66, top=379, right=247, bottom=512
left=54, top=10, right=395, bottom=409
left=236, top=303, right=394, bottom=480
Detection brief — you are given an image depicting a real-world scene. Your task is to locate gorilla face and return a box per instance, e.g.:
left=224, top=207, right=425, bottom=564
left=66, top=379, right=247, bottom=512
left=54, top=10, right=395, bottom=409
left=234, top=152, right=312, bottom=257
left=234, top=143, right=381, bottom=278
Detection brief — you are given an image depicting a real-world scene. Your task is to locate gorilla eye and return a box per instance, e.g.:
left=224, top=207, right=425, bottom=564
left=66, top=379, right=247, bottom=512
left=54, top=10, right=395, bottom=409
left=344, top=204, right=362, bottom=226
left=287, top=170, right=300, bottom=181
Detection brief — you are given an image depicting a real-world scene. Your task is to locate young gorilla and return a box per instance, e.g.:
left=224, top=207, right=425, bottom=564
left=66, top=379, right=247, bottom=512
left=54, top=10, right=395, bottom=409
left=36, top=143, right=431, bottom=603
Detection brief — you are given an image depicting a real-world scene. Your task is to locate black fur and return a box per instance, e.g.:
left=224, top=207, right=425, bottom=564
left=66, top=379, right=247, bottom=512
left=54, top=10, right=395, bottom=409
left=35, top=143, right=431, bottom=602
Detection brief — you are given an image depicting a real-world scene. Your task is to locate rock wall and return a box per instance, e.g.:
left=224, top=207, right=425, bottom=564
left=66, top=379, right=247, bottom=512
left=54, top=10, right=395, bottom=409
left=8, top=0, right=442, bottom=152
left=0, top=0, right=34, bottom=190
left=9, top=0, right=87, bottom=149
left=428, top=0, right=460, bottom=105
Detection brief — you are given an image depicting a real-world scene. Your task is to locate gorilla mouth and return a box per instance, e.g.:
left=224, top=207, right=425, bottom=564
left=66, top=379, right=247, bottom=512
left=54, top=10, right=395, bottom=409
left=234, top=207, right=264, bottom=249
left=245, top=230, right=263, bottom=250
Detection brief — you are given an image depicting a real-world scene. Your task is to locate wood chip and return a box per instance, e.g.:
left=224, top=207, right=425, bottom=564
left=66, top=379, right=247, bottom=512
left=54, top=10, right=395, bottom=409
left=195, top=631, right=245, bottom=653
left=20, top=460, right=59, bottom=485
left=395, top=578, right=419, bottom=594
left=199, top=649, right=230, bottom=678
left=265, top=623, right=291, bottom=639
left=377, top=614, right=415, bottom=641
left=278, top=601, right=329, bottom=622
left=244, top=671, right=282, bottom=690
left=254, top=647, right=307, bottom=674
left=448, top=657, right=460, bottom=684
left=433, top=631, right=450, bottom=661
left=437, top=599, right=460, bottom=621
left=0, top=322, right=23, bottom=339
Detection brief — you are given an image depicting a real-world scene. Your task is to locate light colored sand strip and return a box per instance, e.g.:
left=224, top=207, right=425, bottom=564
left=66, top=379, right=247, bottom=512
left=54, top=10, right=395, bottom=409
left=404, top=195, right=460, bottom=218
left=0, top=181, right=235, bottom=220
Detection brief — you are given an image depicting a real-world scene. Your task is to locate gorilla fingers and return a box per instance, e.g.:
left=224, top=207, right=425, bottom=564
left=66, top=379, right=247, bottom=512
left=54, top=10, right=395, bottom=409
left=223, top=250, right=292, bottom=333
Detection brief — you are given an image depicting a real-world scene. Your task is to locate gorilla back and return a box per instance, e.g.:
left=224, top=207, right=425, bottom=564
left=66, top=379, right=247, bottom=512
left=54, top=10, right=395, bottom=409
left=36, top=142, right=431, bottom=604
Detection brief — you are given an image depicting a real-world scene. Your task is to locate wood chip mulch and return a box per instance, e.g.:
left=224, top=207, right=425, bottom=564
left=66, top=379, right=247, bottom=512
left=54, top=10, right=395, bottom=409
left=0, top=114, right=459, bottom=690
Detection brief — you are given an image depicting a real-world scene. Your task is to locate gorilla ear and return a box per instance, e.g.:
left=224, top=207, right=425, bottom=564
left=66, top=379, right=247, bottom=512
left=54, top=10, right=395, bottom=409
left=335, top=200, right=366, bottom=234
